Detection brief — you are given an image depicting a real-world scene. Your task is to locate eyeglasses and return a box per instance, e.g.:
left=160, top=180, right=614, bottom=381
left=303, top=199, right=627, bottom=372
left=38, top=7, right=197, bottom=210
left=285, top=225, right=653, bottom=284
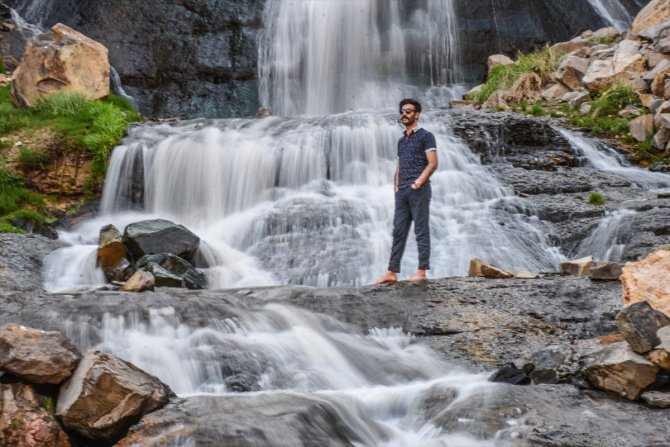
left=399, top=108, right=416, bottom=115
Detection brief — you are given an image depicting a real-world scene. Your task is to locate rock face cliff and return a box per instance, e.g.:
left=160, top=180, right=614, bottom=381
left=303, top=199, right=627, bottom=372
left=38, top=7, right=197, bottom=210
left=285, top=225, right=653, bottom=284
left=3, top=0, right=645, bottom=118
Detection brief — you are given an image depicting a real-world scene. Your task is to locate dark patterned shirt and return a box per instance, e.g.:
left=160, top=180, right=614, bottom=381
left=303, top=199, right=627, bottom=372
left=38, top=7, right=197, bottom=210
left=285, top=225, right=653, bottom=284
left=397, top=127, right=437, bottom=189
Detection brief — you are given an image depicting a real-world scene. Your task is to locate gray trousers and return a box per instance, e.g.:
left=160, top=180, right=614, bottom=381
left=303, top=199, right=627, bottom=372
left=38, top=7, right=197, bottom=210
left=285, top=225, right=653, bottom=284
left=388, top=183, right=431, bottom=272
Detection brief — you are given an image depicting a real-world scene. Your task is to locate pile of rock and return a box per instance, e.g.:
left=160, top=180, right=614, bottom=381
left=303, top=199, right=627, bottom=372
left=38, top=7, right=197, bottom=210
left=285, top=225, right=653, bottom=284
left=583, top=300, right=670, bottom=407
left=0, top=323, right=174, bottom=445
left=468, top=255, right=623, bottom=281
left=97, top=219, right=207, bottom=292
left=462, top=0, right=670, bottom=158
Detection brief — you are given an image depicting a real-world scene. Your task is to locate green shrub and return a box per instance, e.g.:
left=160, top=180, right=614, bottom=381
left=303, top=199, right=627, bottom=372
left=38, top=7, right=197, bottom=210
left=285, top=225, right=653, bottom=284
left=35, top=92, right=88, bottom=116
left=472, top=47, right=564, bottom=102
left=0, top=163, right=43, bottom=215
left=587, top=191, right=607, bottom=205
left=0, top=56, right=5, bottom=74
left=17, top=147, right=49, bottom=171
left=529, top=104, right=546, bottom=116
left=0, top=221, right=24, bottom=233
left=590, top=85, right=638, bottom=118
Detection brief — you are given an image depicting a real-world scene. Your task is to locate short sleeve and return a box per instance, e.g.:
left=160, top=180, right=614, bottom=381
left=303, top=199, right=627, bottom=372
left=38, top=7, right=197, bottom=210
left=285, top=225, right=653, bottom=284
left=424, top=131, right=436, bottom=152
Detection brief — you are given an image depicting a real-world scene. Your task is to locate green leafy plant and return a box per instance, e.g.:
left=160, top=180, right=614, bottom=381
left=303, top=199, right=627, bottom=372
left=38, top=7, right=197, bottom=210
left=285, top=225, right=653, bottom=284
left=587, top=191, right=607, bottom=205
left=590, top=85, right=638, bottom=118
left=529, top=104, right=546, bottom=116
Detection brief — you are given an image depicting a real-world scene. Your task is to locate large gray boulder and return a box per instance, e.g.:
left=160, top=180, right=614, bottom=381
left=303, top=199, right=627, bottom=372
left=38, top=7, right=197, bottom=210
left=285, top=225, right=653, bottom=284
left=57, top=350, right=174, bottom=441
left=583, top=341, right=659, bottom=400
left=0, top=323, right=80, bottom=385
left=122, top=219, right=200, bottom=262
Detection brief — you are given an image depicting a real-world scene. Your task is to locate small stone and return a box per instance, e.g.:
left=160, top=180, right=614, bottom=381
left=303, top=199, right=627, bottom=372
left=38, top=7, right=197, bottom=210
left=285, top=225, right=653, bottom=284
left=489, top=362, right=532, bottom=385
left=468, top=257, right=485, bottom=277
left=480, top=263, right=513, bottom=278
left=628, top=115, right=655, bottom=143
left=640, top=390, right=670, bottom=408
left=487, top=54, right=514, bottom=72
left=648, top=348, right=670, bottom=369
left=120, top=270, right=155, bottom=292
left=515, top=271, right=539, bottom=279
left=559, top=256, right=592, bottom=276
left=590, top=261, right=623, bottom=280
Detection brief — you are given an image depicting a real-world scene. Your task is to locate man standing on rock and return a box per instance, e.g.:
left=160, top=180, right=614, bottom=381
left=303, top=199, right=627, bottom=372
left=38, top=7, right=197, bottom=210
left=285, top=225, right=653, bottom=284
left=374, top=99, right=438, bottom=284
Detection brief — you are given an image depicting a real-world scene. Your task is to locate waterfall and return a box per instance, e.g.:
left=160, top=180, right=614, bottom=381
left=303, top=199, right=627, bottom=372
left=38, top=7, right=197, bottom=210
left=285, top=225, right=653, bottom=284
left=576, top=209, right=636, bottom=261
left=586, top=0, right=634, bottom=31
left=258, top=0, right=462, bottom=116
left=45, top=110, right=566, bottom=292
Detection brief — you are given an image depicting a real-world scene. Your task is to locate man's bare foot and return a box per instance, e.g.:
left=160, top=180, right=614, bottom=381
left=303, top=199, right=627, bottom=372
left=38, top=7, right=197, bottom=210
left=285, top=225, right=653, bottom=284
left=409, top=269, right=427, bottom=281
left=373, top=271, right=398, bottom=285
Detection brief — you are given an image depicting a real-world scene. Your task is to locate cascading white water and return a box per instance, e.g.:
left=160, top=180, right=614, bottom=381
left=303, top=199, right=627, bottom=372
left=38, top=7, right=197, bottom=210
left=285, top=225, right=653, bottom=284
left=576, top=209, right=636, bottom=261
left=51, top=300, right=522, bottom=446
left=559, top=128, right=670, bottom=190
left=258, top=0, right=463, bottom=116
left=45, top=110, right=566, bottom=292
left=586, top=0, right=634, bottom=31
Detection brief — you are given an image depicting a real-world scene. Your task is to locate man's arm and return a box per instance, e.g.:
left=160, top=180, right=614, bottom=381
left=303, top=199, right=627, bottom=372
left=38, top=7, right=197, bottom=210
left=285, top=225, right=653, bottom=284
left=394, top=160, right=399, bottom=192
left=412, top=150, right=438, bottom=189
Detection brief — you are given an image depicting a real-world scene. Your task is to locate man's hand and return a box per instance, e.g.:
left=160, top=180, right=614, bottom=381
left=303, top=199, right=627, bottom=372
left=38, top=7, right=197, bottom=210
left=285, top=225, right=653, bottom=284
left=410, top=181, right=421, bottom=190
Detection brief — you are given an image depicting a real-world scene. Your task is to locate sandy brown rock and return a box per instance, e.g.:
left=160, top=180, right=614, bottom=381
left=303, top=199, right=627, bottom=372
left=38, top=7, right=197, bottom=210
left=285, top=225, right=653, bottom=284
left=629, top=114, right=655, bottom=142
left=621, top=249, right=670, bottom=318
left=559, top=256, right=592, bottom=276
left=0, top=383, right=72, bottom=447
left=97, top=224, right=131, bottom=282
left=480, top=264, right=513, bottom=279
left=648, top=348, right=670, bottom=368
left=631, top=0, right=670, bottom=35
left=0, top=324, right=80, bottom=385
left=584, top=341, right=659, bottom=400
left=120, top=270, right=155, bottom=292
left=56, top=350, right=174, bottom=441
left=11, top=23, right=109, bottom=107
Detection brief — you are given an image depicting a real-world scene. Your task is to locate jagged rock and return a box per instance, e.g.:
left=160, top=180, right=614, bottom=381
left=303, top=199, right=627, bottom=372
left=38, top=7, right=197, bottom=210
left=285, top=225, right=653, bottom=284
left=629, top=114, right=655, bottom=142
left=656, top=36, right=670, bottom=54
left=489, top=362, right=532, bottom=385
left=541, top=83, right=569, bottom=100
left=487, top=54, right=514, bottom=72
left=122, top=219, right=200, bottom=262
left=631, top=0, right=670, bottom=36
left=583, top=341, right=659, bottom=400
left=120, top=270, right=155, bottom=292
left=658, top=325, right=670, bottom=350
left=651, top=69, right=670, bottom=98
left=561, top=90, right=591, bottom=109
left=254, top=107, right=271, bottom=118
left=56, top=350, right=174, bottom=441
left=136, top=253, right=206, bottom=290
left=615, top=301, right=670, bottom=354
left=0, top=383, right=72, bottom=447
left=481, top=90, right=509, bottom=110
left=550, top=37, right=594, bottom=55
left=653, top=125, right=670, bottom=149
left=480, top=264, right=513, bottom=279
left=554, top=56, right=589, bottom=90
left=97, top=224, right=131, bottom=282
left=641, top=391, right=670, bottom=408
left=0, top=324, right=80, bottom=385
left=648, top=348, right=670, bottom=368
left=591, top=27, right=620, bottom=42
left=649, top=52, right=670, bottom=69
left=559, top=256, right=592, bottom=276
left=10, top=23, right=109, bottom=107
left=515, top=271, right=539, bottom=279
left=582, top=40, right=645, bottom=92
left=590, top=261, right=623, bottom=280
left=621, top=249, right=670, bottom=318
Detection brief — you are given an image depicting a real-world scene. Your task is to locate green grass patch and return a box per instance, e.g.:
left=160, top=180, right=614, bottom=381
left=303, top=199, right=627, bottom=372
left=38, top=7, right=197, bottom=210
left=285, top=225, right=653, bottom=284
left=39, top=395, right=56, bottom=416
left=587, top=191, right=607, bottom=205
left=590, top=85, right=638, bottom=118
left=0, top=56, right=5, bottom=74
left=468, top=47, right=563, bottom=102
left=17, top=147, right=49, bottom=171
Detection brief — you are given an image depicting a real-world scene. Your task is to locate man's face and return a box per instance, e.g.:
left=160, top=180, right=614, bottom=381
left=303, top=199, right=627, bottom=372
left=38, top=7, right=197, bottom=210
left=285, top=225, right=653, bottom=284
left=399, top=105, right=418, bottom=127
